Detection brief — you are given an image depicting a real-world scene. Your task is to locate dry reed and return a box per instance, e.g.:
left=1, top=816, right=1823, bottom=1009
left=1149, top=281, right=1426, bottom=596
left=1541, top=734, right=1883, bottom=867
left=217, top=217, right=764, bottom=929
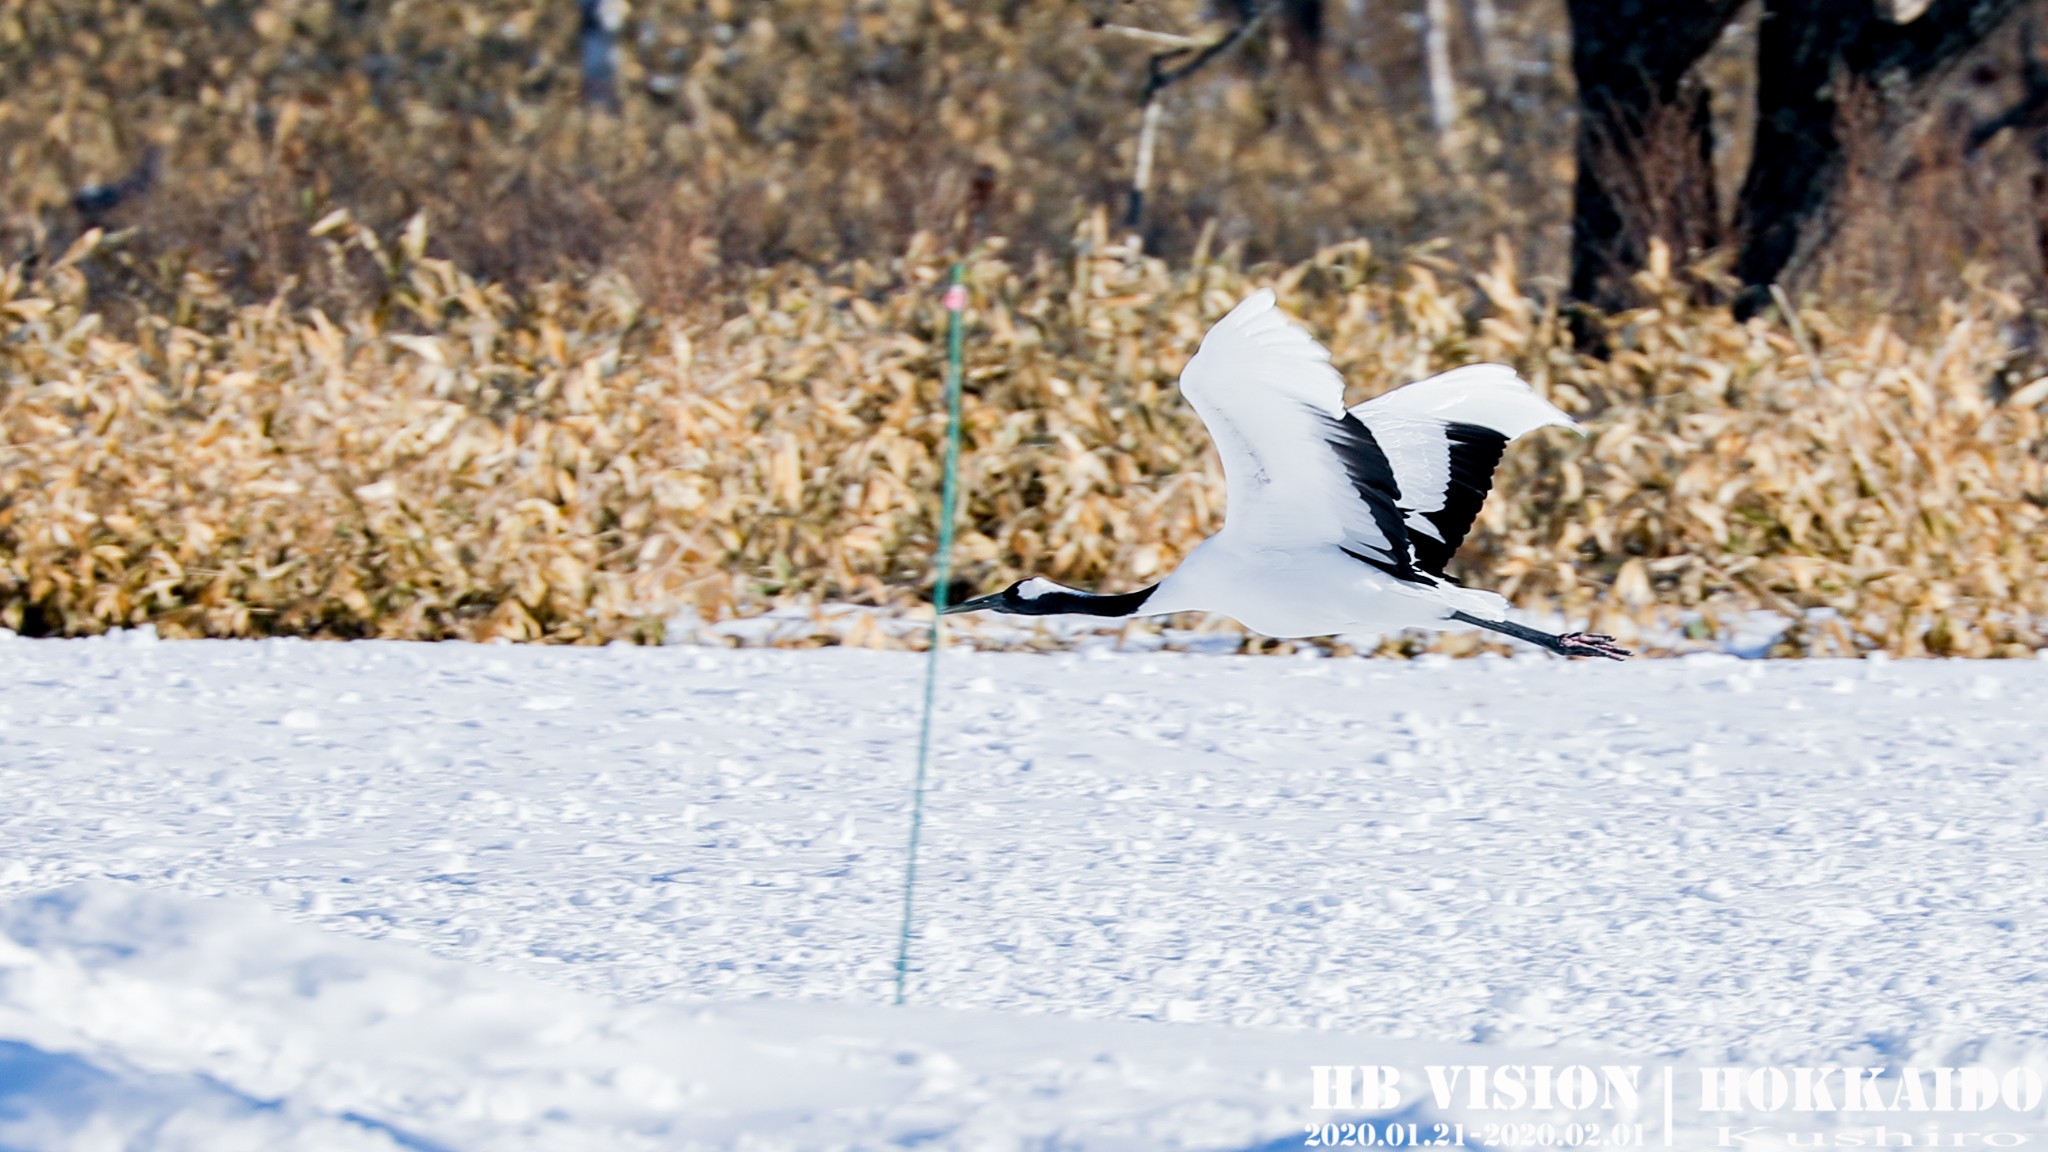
left=3, top=213, right=2045, bottom=656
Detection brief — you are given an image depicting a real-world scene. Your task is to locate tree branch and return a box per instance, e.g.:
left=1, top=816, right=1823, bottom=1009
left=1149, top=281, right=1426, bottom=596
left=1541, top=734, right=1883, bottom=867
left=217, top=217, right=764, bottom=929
left=1140, top=4, right=1272, bottom=103
left=1106, top=4, right=1275, bottom=230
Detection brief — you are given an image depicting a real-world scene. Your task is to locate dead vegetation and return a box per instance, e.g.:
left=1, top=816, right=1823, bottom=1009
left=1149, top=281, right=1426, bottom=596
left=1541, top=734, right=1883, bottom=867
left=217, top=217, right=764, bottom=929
left=4, top=212, right=2046, bottom=656
left=0, top=0, right=1577, bottom=310
left=5, top=2, right=2048, bottom=654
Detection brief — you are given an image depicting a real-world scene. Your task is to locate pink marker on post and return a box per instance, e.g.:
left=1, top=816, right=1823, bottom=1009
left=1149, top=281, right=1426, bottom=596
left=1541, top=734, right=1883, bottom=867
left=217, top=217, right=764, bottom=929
left=944, top=284, right=967, bottom=312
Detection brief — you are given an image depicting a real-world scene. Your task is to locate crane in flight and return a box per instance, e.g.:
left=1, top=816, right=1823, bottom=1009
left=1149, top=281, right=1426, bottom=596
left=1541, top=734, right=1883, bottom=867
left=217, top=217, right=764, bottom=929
left=946, top=289, right=1629, bottom=660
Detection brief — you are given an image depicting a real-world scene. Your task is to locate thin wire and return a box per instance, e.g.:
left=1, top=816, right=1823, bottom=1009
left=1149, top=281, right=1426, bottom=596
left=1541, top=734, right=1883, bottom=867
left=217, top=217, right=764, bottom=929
left=895, top=262, right=968, bottom=1006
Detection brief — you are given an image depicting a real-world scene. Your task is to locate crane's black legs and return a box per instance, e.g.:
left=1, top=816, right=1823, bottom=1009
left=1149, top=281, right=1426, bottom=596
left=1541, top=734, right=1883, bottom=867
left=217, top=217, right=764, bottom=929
left=1450, top=612, right=1631, bottom=660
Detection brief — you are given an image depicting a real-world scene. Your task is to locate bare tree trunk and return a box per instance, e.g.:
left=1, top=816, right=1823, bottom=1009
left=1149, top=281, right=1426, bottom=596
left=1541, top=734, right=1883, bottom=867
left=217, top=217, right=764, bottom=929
left=1461, top=0, right=1509, bottom=96
left=1422, top=0, right=1459, bottom=143
left=1282, top=0, right=1327, bottom=62
left=1731, top=0, right=2024, bottom=318
left=579, top=0, right=624, bottom=113
left=1127, top=98, right=1164, bottom=231
left=1564, top=0, right=1745, bottom=315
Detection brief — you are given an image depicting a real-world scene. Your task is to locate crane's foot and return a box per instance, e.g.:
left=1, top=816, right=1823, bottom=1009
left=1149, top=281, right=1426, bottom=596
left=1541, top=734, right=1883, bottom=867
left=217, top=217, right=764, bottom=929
left=1554, top=632, right=1630, bottom=660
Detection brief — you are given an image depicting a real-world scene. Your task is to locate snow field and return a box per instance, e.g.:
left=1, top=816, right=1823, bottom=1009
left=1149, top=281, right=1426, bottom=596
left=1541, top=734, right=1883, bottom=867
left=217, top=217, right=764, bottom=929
left=2, top=631, right=2046, bottom=1147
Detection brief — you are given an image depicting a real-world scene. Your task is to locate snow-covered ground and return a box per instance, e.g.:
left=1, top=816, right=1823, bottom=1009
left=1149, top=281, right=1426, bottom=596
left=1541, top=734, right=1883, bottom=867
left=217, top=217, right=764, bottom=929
left=2, top=631, right=2046, bottom=1148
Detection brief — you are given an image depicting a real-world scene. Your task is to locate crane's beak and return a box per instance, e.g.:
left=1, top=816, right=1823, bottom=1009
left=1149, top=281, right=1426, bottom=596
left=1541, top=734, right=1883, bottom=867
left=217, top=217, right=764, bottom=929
left=942, top=592, right=1004, bottom=616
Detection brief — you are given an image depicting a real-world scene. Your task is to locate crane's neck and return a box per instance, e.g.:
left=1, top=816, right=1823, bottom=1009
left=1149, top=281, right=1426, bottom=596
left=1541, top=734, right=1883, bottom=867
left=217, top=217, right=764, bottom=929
left=1009, top=578, right=1159, bottom=618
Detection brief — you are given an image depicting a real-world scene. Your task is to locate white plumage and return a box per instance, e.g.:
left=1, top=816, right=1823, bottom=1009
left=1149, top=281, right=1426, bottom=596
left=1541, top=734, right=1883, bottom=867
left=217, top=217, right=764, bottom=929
left=948, top=289, right=1628, bottom=658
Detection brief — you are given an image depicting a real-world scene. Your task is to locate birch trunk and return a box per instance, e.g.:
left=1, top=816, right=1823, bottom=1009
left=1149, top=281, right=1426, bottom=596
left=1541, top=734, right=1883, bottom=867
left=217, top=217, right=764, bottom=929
left=1462, top=0, right=1509, bottom=95
left=1422, top=0, right=1459, bottom=143
left=579, top=0, right=624, bottom=113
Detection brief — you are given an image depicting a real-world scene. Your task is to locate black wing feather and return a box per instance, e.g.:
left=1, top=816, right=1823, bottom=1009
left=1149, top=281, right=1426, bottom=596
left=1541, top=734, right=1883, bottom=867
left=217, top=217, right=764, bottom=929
left=1319, top=411, right=1432, bottom=585
left=1408, top=422, right=1508, bottom=577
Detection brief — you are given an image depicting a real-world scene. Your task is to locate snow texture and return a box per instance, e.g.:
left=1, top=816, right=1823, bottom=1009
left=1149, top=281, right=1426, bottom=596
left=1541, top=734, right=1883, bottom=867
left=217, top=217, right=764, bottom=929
left=2, top=630, right=2047, bottom=1147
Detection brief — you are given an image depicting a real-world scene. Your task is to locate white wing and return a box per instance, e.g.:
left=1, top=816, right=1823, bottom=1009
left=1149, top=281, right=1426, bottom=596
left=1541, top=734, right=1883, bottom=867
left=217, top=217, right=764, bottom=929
left=1350, top=364, right=1577, bottom=571
left=1178, top=290, right=1414, bottom=572
left=1351, top=364, right=1575, bottom=439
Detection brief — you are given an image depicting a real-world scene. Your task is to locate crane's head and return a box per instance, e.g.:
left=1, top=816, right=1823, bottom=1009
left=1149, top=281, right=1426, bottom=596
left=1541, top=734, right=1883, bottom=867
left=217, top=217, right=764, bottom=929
left=942, top=577, right=1078, bottom=617
left=944, top=577, right=1162, bottom=619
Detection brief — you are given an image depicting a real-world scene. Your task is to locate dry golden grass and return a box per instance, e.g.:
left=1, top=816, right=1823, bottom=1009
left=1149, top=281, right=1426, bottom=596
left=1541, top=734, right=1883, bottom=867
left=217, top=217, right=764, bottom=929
left=4, top=213, right=2045, bottom=655
left=5, top=1, right=2048, bottom=656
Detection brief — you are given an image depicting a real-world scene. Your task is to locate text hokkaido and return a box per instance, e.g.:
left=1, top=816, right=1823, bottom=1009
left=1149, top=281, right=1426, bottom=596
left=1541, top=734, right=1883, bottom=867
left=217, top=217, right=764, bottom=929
left=1699, top=1067, right=2043, bottom=1114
